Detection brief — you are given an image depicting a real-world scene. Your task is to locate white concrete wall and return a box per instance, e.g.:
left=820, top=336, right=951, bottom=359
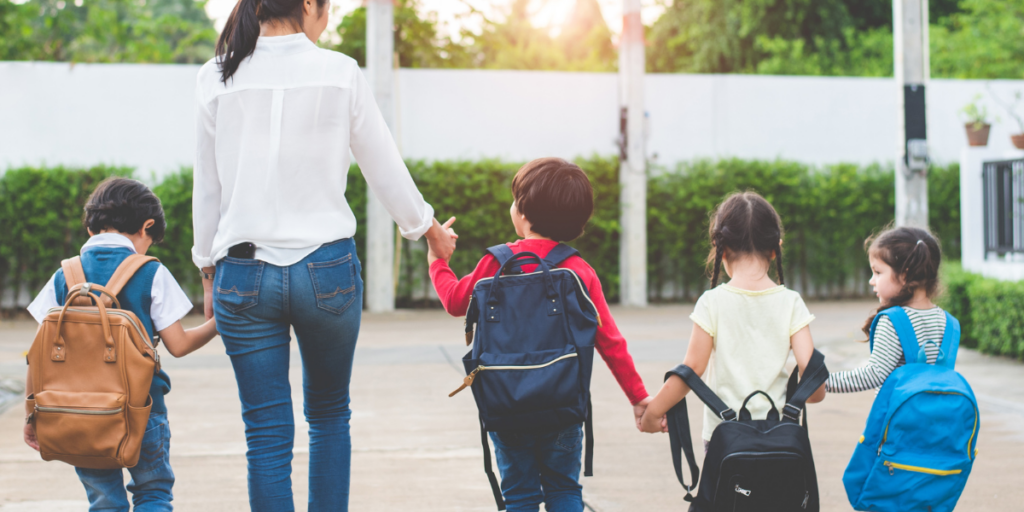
left=5, top=61, right=1024, bottom=177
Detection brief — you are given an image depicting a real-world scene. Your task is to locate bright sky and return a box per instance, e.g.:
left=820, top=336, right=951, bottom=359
left=204, top=0, right=667, bottom=43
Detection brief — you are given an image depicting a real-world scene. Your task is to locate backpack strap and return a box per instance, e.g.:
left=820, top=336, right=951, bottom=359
left=584, top=396, right=594, bottom=477
left=486, top=244, right=516, bottom=269
left=105, top=255, right=160, bottom=297
left=543, top=243, right=579, bottom=267
left=941, top=312, right=961, bottom=368
left=61, top=257, right=92, bottom=306
left=781, top=349, right=828, bottom=423
left=871, top=306, right=922, bottom=364
left=663, top=365, right=732, bottom=502
left=479, top=421, right=506, bottom=511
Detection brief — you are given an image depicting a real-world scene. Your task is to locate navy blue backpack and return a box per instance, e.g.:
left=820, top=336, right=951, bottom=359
left=843, top=307, right=979, bottom=512
left=449, top=243, right=600, bottom=510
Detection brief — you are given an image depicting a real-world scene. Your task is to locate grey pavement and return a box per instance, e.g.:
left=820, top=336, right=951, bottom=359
left=1, top=301, right=1022, bottom=510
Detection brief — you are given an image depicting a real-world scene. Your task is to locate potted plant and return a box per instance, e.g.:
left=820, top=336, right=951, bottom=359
left=988, top=86, right=1024, bottom=150
left=961, top=95, right=991, bottom=146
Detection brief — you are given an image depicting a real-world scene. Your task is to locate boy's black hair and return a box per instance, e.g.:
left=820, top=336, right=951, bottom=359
left=512, top=158, right=594, bottom=242
left=83, top=177, right=166, bottom=244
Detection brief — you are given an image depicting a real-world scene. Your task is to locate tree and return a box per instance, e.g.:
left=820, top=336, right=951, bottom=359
left=931, top=0, right=1024, bottom=79
left=332, top=0, right=470, bottom=68
left=0, top=0, right=216, bottom=63
left=647, top=0, right=853, bottom=74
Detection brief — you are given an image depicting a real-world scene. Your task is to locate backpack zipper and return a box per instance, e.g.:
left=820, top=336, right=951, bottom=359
left=35, top=405, right=122, bottom=415
left=883, top=461, right=962, bottom=476
left=877, top=391, right=978, bottom=458
left=449, top=353, right=579, bottom=397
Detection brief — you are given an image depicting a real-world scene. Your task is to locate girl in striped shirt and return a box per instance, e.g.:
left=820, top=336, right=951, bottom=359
left=827, top=226, right=945, bottom=393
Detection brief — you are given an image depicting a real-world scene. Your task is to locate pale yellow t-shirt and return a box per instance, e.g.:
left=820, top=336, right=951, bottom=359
left=690, top=284, right=815, bottom=441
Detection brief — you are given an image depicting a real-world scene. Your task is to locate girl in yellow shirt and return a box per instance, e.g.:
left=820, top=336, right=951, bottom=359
left=640, top=191, right=826, bottom=442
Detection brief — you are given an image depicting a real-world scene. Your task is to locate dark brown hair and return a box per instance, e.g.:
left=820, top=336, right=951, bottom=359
left=216, top=0, right=327, bottom=83
left=706, top=191, right=785, bottom=288
left=860, top=225, right=942, bottom=339
left=511, top=158, right=594, bottom=242
left=84, top=177, right=166, bottom=244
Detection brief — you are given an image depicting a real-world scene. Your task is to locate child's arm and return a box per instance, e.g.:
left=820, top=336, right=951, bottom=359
left=824, top=316, right=902, bottom=393
left=640, top=323, right=713, bottom=433
left=429, top=252, right=501, bottom=317
left=790, top=325, right=826, bottom=403
left=158, top=318, right=218, bottom=358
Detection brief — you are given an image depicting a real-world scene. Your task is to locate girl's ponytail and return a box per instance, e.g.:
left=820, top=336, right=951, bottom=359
left=710, top=239, right=725, bottom=288
left=775, top=241, right=785, bottom=286
left=705, top=192, right=785, bottom=289
left=217, top=0, right=262, bottom=83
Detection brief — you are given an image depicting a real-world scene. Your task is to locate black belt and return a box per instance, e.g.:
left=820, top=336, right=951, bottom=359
left=228, top=242, right=256, bottom=259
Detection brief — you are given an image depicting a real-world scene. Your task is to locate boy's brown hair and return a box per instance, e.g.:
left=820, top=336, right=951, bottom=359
left=511, top=158, right=594, bottom=242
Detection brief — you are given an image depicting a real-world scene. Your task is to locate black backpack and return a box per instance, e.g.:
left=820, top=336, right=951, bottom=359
left=664, top=350, right=828, bottom=512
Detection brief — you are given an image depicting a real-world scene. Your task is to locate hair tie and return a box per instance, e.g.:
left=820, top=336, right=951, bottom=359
left=916, top=240, right=923, bottom=245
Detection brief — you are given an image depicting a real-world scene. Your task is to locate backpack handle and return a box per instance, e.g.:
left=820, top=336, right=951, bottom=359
left=50, top=285, right=117, bottom=364
left=738, top=390, right=780, bottom=421
left=487, top=251, right=558, bottom=305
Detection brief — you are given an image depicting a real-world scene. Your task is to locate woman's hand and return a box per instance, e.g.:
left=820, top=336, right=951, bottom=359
left=202, top=267, right=215, bottom=320
left=426, top=217, right=457, bottom=265
left=24, top=421, right=39, bottom=451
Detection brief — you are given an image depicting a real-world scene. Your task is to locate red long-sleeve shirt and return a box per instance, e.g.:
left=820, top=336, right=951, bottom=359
left=429, top=239, right=649, bottom=405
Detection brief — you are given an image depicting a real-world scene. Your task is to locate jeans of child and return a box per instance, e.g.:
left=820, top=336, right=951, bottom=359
left=75, top=412, right=174, bottom=512
left=214, top=239, right=363, bottom=512
left=489, top=423, right=584, bottom=512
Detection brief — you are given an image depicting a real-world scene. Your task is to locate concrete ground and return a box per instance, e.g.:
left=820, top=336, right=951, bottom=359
left=1, top=301, right=1022, bottom=511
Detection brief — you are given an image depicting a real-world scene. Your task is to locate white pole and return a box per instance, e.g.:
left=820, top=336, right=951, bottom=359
left=366, top=0, right=396, bottom=312
left=618, top=0, right=647, bottom=306
left=894, top=0, right=930, bottom=228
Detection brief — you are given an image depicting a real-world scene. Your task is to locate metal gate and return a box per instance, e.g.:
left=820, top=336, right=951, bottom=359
left=983, top=158, right=1024, bottom=254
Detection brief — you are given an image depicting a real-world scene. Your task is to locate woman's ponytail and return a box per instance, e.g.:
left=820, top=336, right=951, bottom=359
left=217, top=0, right=262, bottom=83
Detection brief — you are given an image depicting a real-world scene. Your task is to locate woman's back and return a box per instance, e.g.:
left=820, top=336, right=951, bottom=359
left=691, top=284, right=815, bottom=440
left=192, top=33, right=433, bottom=268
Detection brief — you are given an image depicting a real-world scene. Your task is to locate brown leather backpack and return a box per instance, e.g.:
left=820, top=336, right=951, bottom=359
left=25, top=254, right=162, bottom=469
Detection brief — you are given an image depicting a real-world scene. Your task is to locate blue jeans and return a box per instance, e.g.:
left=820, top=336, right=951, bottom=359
left=76, top=412, right=174, bottom=512
left=214, top=239, right=363, bottom=512
left=489, top=423, right=584, bottom=512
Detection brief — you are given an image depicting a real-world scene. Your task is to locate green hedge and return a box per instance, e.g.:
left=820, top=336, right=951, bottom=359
left=0, top=158, right=960, bottom=306
left=938, top=262, right=1024, bottom=359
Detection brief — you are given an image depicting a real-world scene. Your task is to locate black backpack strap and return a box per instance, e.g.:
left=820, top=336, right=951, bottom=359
left=665, top=365, right=728, bottom=502
left=781, top=349, right=828, bottom=423
left=584, top=396, right=595, bottom=477
left=480, top=421, right=506, bottom=510
left=544, top=243, right=580, bottom=267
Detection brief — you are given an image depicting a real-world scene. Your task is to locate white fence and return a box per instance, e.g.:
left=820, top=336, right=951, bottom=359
left=4, top=61, right=1024, bottom=176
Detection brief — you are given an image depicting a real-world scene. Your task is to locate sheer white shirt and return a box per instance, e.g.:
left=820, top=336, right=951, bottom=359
left=27, top=233, right=194, bottom=332
left=191, top=33, right=434, bottom=268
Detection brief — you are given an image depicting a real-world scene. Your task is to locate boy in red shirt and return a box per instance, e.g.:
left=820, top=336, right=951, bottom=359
left=428, top=157, right=650, bottom=512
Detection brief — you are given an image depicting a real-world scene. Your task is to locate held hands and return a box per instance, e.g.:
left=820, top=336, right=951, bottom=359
left=427, top=217, right=458, bottom=265
left=24, top=421, right=39, bottom=451
left=633, top=396, right=653, bottom=432
left=640, top=408, right=668, bottom=434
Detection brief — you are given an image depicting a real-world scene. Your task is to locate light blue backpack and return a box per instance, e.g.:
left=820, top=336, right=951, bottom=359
left=843, top=306, right=979, bottom=512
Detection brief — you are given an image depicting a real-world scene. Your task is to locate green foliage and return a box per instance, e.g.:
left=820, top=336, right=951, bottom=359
left=0, top=0, right=215, bottom=63
left=332, top=0, right=470, bottom=68
left=931, top=0, right=1024, bottom=79
left=940, top=262, right=1024, bottom=359
left=0, top=166, right=133, bottom=302
left=1, top=159, right=962, bottom=307
left=149, top=168, right=199, bottom=297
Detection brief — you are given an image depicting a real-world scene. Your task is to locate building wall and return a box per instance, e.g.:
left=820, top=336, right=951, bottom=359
left=4, top=61, right=1024, bottom=177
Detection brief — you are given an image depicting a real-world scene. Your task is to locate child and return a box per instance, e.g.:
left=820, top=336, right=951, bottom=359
left=428, top=157, right=650, bottom=512
left=23, top=177, right=218, bottom=511
left=825, top=226, right=945, bottom=393
left=639, top=191, right=826, bottom=445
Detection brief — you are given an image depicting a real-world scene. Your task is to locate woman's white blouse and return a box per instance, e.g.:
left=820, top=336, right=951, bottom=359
left=191, top=33, right=434, bottom=269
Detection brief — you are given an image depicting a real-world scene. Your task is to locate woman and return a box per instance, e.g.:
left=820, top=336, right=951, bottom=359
left=191, top=0, right=456, bottom=509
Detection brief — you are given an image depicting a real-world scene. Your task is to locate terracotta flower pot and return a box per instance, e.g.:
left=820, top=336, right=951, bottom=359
left=965, top=123, right=991, bottom=146
left=1012, top=134, right=1024, bottom=150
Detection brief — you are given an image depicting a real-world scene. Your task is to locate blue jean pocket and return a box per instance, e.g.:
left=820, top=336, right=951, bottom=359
left=556, top=424, right=582, bottom=450
left=216, top=258, right=264, bottom=313
left=308, top=254, right=357, bottom=315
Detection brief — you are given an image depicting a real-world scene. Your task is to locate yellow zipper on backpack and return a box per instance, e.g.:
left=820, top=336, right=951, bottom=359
left=448, top=353, right=579, bottom=397
left=883, top=461, right=962, bottom=476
